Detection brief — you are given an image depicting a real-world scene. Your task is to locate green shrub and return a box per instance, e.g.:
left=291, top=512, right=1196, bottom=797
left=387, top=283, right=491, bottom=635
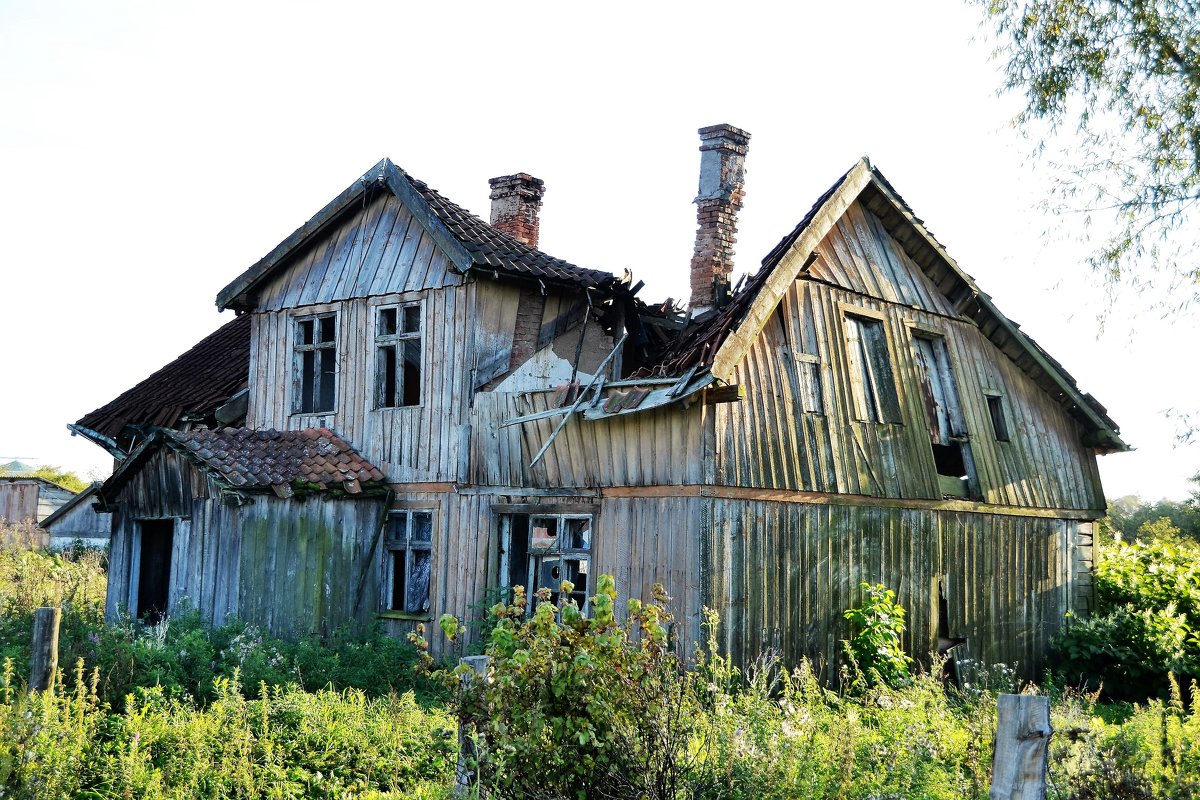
left=432, top=576, right=696, bottom=800
left=1052, top=536, right=1200, bottom=700
left=843, top=582, right=912, bottom=689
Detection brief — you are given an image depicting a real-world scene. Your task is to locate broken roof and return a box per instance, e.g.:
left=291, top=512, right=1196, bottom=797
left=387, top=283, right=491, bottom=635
left=101, top=427, right=385, bottom=502
left=73, top=314, right=251, bottom=451
left=217, top=159, right=614, bottom=311
left=652, top=158, right=1127, bottom=453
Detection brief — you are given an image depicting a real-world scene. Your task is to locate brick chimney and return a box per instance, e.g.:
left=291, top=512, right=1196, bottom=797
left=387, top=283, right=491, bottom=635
left=689, top=124, right=750, bottom=312
left=489, top=173, right=545, bottom=248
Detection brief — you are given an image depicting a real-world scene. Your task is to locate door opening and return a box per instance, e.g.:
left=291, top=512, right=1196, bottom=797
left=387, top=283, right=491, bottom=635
left=136, top=519, right=174, bottom=624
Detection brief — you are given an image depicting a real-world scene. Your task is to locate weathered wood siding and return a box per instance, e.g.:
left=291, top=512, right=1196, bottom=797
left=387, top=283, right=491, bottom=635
left=104, top=447, right=387, bottom=637
left=716, top=201, right=1105, bottom=511
left=248, top=285, right=475, bottom=483
left=234, top=496, right=388, bottom=638
left=253, top=193, right=461, bottom=312
left=468, top=394, right=706, bottom=489
left=0, top=480, right=41, bottom=524
left=703, top=498, right=1092, bottom=679
left=380, top=489, right=706, bottom=658
left=44, top=497, right=112, bottom=549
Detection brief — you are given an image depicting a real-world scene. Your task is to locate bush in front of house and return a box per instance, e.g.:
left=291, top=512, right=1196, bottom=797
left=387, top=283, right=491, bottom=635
left=1051, top=531, right=1200, bottom=700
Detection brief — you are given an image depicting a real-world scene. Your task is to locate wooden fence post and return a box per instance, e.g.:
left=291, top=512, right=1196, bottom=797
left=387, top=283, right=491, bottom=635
left=990, top=693, right=1052, bottom=800
left=456, top=655, right=490, bottom=796
left=29, top=606, right=61, bottom=693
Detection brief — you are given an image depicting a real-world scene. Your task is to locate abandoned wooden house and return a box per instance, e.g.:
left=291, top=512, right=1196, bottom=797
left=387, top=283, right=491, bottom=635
left=74, top=125, right=1126, bottom=679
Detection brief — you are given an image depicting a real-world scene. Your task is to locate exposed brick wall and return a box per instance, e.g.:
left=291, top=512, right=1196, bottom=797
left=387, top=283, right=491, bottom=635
left=489, top=173, right=545, bottom=248
left=689, top=124, right=750, bottom=312
left=508, top=284, right=547, bottom=370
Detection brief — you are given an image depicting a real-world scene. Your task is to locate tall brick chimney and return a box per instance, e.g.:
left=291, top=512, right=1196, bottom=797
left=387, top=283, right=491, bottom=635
left=489, top=173, right=545, bottom=248
left=689, top=124, right=750, bottom=312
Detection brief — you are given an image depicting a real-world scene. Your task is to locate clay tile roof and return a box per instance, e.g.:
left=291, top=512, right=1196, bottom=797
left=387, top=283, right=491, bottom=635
left=75, top=314, right=251, bottom=441
left=163, top=427, right=384, bottom=491
left=402, top=171, right=614, bottom=288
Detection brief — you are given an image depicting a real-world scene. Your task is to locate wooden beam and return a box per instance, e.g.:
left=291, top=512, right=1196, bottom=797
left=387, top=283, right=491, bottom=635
left=704, top=384, right=745, bottom=405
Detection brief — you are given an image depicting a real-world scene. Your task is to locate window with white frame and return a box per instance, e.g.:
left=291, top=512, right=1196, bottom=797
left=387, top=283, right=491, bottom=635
left=293, top=313, right=337, bottom=414
left=383, top=509, right=433, bottom=615
left=498, top=511, right=593, bottom=614
left=375, top=303, right=422, bottom=408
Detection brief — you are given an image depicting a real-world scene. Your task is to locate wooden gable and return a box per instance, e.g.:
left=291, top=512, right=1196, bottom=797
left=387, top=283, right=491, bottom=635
left=251, top=191, right=463, bottom=313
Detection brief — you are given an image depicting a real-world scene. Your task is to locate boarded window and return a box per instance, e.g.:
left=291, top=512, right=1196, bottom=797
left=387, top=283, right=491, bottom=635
left=383, top=510, right=434, bottom=614
left=499, top=512, right=592, bottom=615
left=293, top=313, right=337, bottom=413
left=843, top=314, right=901, bottom=423
left=782, top=350, right=824, bottom=414
left=986, top=394, right=1010, bottom=442
left=375, top=303, right=422, bottom=408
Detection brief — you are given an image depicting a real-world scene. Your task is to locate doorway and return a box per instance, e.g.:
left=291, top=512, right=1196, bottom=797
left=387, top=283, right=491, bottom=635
left=136, top=519, right=174, bottom=623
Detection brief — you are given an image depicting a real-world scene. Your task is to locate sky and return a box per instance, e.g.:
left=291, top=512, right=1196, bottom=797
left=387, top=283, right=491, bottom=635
left=1, top=0, right=1197, bottom=501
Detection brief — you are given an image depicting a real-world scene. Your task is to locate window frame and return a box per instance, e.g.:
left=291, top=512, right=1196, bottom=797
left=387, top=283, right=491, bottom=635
left=495, top=505, right=597, bottom=616
left=841, top=306, right=902, bottom=424
left=381, top=508, right=435, bottom=618
left=292, top=312, right=338, bottom=414
left=374, top=302, right=423, bottom=409
left=985, top=393, right=1011, bottom=442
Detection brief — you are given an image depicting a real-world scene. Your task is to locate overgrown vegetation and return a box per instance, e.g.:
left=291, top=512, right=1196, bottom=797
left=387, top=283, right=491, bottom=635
left=4, top=540, right=1199, bottom=797
left=843, top=581, right=912, bottom=689
left=1052, top=524, right=1200, bottom=700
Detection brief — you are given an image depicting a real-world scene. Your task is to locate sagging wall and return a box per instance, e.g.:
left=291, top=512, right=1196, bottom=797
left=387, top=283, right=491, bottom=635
left=105, top=447, right=388, bottom=638
left=702, top=498, right=1093, bottom=680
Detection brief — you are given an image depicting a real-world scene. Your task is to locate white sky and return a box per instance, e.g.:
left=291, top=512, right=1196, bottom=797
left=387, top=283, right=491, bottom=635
left=2, top=0, right=1197, bottom=501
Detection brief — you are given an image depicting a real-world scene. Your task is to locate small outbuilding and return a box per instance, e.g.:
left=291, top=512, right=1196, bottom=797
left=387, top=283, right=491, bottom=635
left=38, top=483, right=113, bottom=550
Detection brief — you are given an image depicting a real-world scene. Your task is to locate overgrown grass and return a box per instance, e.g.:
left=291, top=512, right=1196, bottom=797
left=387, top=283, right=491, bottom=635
left=2, top=542, right=1198, bottom=798
left=0, top=660, right=457, bottom=799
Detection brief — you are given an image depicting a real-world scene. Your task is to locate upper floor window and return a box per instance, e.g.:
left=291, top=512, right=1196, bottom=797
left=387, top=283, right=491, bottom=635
left=375, top=304, right=422, bottom=408
left=986, top=393, right=1011, bottom=442
left=844, top=312, right=902, bottom=423
left=383, top=509, right=434, bottom=615
left=293, top=313, right=336, bottom=414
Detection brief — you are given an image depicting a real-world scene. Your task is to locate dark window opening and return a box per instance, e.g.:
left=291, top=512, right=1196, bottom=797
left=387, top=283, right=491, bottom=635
left=500, top=512, right=593, bottom=615
left=376, top=304, right=422, bottom=408
left=294, top=313, right=337, bottom=413
left=912, top=334, right=979, bottom=499
left=384, top=510, right=433, bottom=614
left=136, top=519, right=174, bottom=624
left=987, top=395, right=1010, bottom=442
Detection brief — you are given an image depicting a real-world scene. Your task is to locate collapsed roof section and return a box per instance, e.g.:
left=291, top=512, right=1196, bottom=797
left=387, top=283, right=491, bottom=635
left=216, top=159, right=615, bottom=313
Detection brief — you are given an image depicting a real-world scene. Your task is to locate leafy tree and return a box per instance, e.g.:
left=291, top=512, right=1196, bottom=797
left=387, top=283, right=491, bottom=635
left=0, top=464, right=89, bottom=494
left=973, top=0, right=1200, bottom=305
left=1103, top=473, right=1200, bottom=543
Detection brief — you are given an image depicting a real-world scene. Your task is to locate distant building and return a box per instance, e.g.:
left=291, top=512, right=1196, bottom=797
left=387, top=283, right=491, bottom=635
left=0, top=476, right=75, bottom=525
left=38, top=483, right=112, bottom=550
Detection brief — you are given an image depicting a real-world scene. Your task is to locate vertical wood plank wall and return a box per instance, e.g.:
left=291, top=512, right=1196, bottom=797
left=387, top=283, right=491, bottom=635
left=716, top=199, right=1105, bottom=512
left=703, top=499, right=1092, bottom=679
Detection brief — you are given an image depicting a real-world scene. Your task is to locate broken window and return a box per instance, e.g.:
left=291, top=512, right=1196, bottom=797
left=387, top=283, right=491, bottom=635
left=843, top=313, right=902, bottom=423
left=383, top=509, right=434, bottom=615
left=375, top=303, right=422, bottom=408
left=498, top=512, right=592, bottom=614
left=986, top=394, right=1010, bottom=442
left=293, top=313, right=337, bottom=414
left=911, top=333, right=979, bottom=499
